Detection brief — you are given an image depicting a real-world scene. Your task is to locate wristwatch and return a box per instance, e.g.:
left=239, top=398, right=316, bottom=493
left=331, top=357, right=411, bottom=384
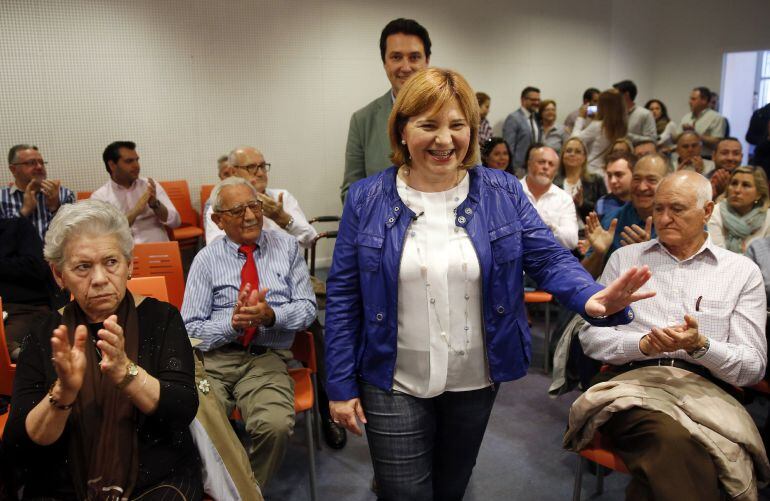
left=148, top=199, right=160, bottom=210
left=116, top=361, right=139, bottom=389
left=688, top=337, right=710, bottom=359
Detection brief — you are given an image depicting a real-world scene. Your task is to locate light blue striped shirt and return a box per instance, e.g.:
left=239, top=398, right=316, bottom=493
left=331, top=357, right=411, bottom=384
left=182, top=229, right=317, bottom=351
left=0, top=184, right=75, bottom=240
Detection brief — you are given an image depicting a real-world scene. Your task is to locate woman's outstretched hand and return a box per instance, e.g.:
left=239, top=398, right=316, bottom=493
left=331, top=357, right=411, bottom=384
left=585, top=265, right=655, bottom=318
left=50, top=324, right=88, bottom=397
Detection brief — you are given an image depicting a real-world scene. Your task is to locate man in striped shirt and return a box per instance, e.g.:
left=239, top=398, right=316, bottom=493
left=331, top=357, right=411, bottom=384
left=182, top=176, right=316, bottom=487
left=0, top=144, right=75, bottom=240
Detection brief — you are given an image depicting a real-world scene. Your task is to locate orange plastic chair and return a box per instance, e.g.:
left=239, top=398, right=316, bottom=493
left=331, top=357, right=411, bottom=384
left=76, top=191, right=92, bottom=201
left=524, top=290, right=553, bottom=373
left=158, top=180, right=204, bottom=247
left=199, top=184, right=215, bottom=227
left=230, top=332, right=318, bottom=501
left=127, top=276, right=169, bottom=303
left=131, top=242, right=185, bottom=310
left=0, top=298, right=16, bottom=398
left=572, top=431, right=629, bottom=500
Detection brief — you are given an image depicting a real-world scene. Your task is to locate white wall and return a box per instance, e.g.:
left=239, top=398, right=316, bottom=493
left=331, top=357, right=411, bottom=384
left=722, top=51, right=758, bottom=162
left=2, top=0, right=770, bottom=263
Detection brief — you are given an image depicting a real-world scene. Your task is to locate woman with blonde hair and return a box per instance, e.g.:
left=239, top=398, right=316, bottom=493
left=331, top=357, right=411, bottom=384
left=708, top=166, right=770, bottom=253
left=325, top=67, right=653, bottom=500
left=556, top=137, right=607, bottom=223
left=571, top=89, right=628, bottom=176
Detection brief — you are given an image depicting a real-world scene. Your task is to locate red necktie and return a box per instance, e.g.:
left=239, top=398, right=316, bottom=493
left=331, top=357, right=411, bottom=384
left=238, top=244, right=259, bottom=346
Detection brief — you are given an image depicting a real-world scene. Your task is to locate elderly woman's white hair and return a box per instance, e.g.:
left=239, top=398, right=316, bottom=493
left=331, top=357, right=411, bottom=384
left=210, top=176, right=259, bottom=211
left=44, top=200, right=134, bottom=270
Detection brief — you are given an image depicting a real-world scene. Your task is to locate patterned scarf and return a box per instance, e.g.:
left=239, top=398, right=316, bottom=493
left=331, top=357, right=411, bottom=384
left=719, top=200, right=767, bottom=254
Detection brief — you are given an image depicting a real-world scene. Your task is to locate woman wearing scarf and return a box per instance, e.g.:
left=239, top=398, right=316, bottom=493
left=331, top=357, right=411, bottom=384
left=708, top=166, right=770, bottom=253
left=5, top=200, right=201, bottom=500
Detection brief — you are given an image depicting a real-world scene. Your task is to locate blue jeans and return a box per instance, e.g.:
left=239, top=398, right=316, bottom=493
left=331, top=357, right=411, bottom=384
left=359, top=382, right=498, bottom=501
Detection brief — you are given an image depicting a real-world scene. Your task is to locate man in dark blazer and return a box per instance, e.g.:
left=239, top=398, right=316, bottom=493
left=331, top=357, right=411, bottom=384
left=502, top=86, right=541, bottom=175
left=340, top=18, right=431, bottom=201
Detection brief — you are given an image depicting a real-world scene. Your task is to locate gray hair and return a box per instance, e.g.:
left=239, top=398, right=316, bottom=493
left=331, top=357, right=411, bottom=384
left=44, top=200, right=134, bottom=270
left=8, top=144, right=39, bottom=165
left=656, top=171, right=713, bottom=209
left=210, top=176, right=259, bottom=211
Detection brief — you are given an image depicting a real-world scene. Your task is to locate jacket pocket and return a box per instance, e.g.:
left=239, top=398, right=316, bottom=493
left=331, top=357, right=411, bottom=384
left=357, top=233, right=384, bottom=272
left=489, top=221, right=523, bottom=265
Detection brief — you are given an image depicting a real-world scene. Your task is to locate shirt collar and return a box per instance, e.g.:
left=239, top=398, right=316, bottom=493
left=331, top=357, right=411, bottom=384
left=520, top=106, right=533, bottom=117
left=109, top=177, right=139, bottom=191
left=9, top=182, right=23, bottom=195
left=641, top=234, right=717, bottom=264
left=521, top=176, right=556, bottom=197
left=223, top=231, right=266, bottom=254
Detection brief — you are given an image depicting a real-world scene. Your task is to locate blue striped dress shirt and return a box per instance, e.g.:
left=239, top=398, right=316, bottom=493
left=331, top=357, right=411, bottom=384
left=0, top=185, right=75, bottom=240
left=182, top=229, right=317, bottom=351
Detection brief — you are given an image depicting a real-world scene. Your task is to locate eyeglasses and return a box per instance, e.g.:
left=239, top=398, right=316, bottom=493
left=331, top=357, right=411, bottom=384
left=12, top=160, right=48, bottom=167
left=233, top=163, right=271, bottom=174
left=215, top=200, right=263, bottom=218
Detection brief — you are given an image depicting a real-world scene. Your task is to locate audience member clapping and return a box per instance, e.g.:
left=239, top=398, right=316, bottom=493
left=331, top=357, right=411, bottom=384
left=708, top=137, right=743, bottom=199
left=672, top=131, right=715, bottom=174
left=571, top=89, right=628, bottom=177
left=540, top=99, right=567, bottom=153
left=707, top=166, right=770, bottom=253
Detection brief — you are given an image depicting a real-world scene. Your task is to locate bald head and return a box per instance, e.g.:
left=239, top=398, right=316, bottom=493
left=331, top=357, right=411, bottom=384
left=656, top=171, right=712, bottom=208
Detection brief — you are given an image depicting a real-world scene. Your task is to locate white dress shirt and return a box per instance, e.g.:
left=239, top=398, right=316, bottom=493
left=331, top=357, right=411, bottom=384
left=580, top=237, right=767, bottom=387
left=393, top=174, right=489, bottom=398
left=204, top=188, right=317, bottom=248
left=519, top=177, right=579, bottom=250
left=91, top=177, right=180, bottom=244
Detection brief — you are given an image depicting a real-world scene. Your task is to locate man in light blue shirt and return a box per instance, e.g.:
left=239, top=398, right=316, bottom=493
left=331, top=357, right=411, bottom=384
left=182, top=176, right=316, bottom=487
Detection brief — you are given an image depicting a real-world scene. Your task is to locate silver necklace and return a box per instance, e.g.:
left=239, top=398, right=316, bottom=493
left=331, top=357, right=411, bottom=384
left=401, top=171, right=471, bottom=356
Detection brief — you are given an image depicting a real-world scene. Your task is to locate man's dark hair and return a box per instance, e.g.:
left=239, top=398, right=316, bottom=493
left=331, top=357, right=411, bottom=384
left=379, top=18, right=431, bottom=63
left=694, top=86, right=712, bottom=103
left=612, top=80, right=637, bottom=101
left=8, top=144, right=39, bottom=166
left=715, top=136, right=741, bottom=152
left=606, top=150, right=637, bottom=171
left=102, top=141, right=136, bottom=175
left=521, top=86, right=540, bottom=99
left=583, top=87, right=600, bottom=103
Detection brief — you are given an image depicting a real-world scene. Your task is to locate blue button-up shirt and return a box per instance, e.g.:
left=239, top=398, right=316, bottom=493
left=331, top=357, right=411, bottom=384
left=182, top=229, right=316, bottom=351
left=0, top=184, right=75, bottom=240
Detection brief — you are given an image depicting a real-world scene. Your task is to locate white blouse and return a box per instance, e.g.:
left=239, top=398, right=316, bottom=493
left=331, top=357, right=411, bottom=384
left=393, top=173, right=490, bottom=398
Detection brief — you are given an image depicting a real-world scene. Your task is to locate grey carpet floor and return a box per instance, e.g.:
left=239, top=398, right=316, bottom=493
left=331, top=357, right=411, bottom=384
left=260, top=314, right=770, bottom=501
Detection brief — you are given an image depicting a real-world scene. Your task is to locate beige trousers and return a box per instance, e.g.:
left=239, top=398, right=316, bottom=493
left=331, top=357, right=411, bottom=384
left=203, top=345, right=295, bottom=488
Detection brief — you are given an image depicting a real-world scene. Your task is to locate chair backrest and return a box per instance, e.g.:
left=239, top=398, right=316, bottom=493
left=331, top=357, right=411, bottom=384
left=290, top=330, right=316, bottom=373
left=127, top=276, right=169, bottom=303
left=76, top=191, right=92, bottom=201
left=0, top=298, right=17, bottom=397
left=199, top=184, right=215, bottom=227
left=132, top=241, right=185, bottom=310
left=159, top=180, right=199, bottom=227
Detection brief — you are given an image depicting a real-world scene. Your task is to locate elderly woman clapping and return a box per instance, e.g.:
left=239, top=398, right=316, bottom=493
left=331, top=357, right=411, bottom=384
left=5, top=200, right=202, bottom=500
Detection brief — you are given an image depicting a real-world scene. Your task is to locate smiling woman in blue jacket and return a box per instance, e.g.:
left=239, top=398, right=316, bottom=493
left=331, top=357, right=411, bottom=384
left=325, top=68, right=654, bottom=501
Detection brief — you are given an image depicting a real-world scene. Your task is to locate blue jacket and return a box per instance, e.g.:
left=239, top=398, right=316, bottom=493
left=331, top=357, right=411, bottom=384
left=325, top=166, right=633, bottom=401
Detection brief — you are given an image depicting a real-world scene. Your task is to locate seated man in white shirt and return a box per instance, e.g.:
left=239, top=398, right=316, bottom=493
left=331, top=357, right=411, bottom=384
left=91, top=141, right=180, bottom=243
left=671, top=131, right=715, bottom=175
left=571, top=170, right=768, bottom=500
left=204, top=147, right=316, bottom=248
left=519, top=143, right=578, bottom=250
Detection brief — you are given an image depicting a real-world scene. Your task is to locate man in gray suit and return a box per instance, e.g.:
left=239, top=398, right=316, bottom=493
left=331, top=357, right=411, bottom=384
left=340, top=18, right=431, bottom=200
left=503, top=86, right=541, bottom=175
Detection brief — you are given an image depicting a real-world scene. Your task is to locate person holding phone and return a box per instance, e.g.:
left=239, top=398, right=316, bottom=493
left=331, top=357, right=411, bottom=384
left=571, top=89, right=629, bottom=177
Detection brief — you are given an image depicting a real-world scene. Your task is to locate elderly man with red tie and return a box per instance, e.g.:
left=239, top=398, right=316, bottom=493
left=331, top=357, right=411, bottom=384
left=182, top=174, right=316, bottom=488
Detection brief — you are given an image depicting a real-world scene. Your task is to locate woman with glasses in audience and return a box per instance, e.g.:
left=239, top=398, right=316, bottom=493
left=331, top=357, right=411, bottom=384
left=481, top=136, right=514, bottom=175
left=325, top=67, right=653, bottom=501
left=645, top=98, right=678, bottom=151
left=556, top=137, right=607, bottom=225
left=5, top=200, right=201, bottom=500
left=571, top=89, right=628, bottom=177
left=708, top=166, right=770, bottom=253
left=539, top=100, right=567, bottom=154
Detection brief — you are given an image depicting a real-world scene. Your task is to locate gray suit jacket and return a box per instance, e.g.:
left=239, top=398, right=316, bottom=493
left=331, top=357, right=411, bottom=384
left=502, top=108, right=538, bottom=170
left=341, top=91, right=393, bottom=200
